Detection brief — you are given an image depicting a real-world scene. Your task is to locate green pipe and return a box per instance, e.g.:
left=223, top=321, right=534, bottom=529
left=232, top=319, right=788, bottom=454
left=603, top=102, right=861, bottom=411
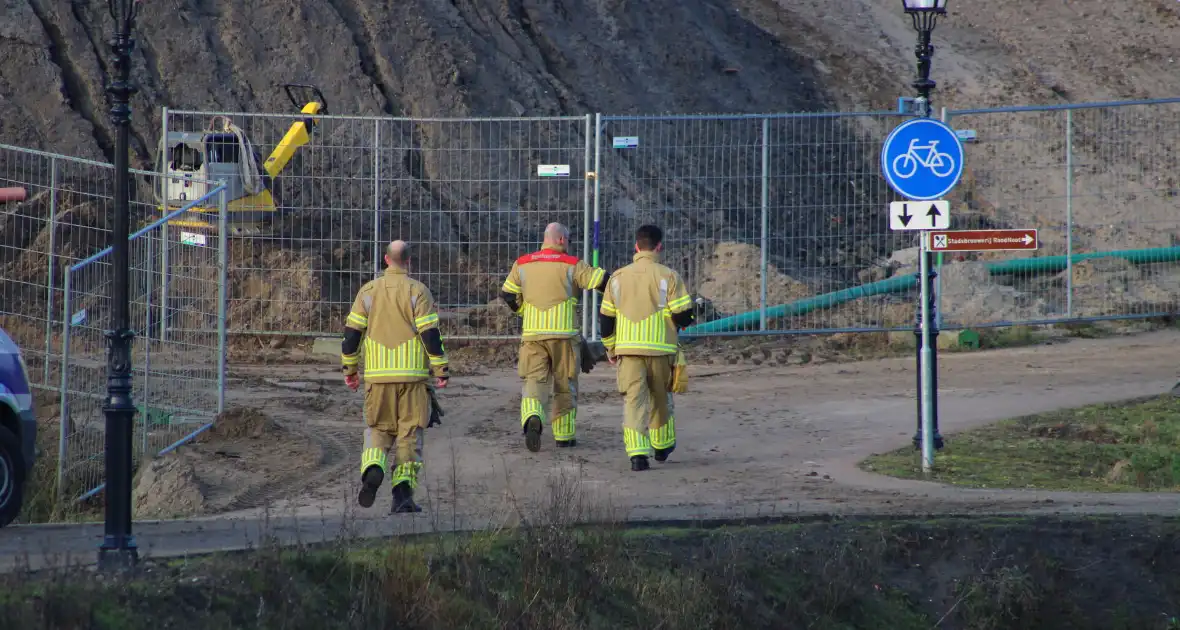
left=687, top=245, right=1180, bottom=335
left=685, top=273, right=917, bottom=334
left=985, top=245, right=1180, bottom=275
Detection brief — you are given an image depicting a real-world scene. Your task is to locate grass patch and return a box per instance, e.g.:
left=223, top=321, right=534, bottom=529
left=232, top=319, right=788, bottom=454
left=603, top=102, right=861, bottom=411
left=1, top=516, right=1177, bottom=629
left=861, top=395, right=1180, bottom=491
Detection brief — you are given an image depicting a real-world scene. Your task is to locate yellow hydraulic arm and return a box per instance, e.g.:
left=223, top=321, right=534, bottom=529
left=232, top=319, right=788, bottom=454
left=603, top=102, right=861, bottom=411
left=263, top=84, right=328, bottom=179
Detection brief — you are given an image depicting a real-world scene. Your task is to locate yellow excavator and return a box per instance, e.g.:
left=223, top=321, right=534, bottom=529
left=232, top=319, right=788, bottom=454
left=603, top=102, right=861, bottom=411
left=154, top=84, right=328, bottom=236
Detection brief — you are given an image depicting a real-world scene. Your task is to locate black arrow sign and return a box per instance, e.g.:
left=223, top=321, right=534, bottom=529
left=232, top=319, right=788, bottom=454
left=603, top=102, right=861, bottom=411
left=898, top=203, right=912, bottom=227
left=926, top=202, right=941, bottom=219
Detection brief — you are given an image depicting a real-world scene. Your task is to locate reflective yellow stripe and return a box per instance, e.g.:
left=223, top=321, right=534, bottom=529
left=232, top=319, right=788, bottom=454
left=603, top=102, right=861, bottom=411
left=520, top=298, right=579, bottom=337
left=521, top=397, right=544, bottom=425
left=428, top=355, right=448, bottom=366
left=667, top=294, right=692, bottom=310
left=362, top=337, right=429, bottom=378
left=347, top=312, right=368, bottom=328
left=391, top=462, right=422, bottom=489
left=553, top=409, right=576, bottom=441
left=602, top=335, right=616, bottom=349
left=361, top=447, right=387, bottom=475
left=502, top=280, right=522, bottom=294
left=623, top=428, right=653, bottom=457
left=588, top=268, right=606, bottom=288
left=612, top=312, right=675, bottom=353
left=414, top=312, right=439, bottom=330
left=600, top=300, right=618, bottom=316
left=341, top=353, right=360, bottom=366
left=651, top=416, right=676, bottom=450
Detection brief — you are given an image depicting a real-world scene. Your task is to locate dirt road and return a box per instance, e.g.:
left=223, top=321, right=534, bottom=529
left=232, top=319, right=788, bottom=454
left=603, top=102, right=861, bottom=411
left=4, top=330, right=1179, bottom=571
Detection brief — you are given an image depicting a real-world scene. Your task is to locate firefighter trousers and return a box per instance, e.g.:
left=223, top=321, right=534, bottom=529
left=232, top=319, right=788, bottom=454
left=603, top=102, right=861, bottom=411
left=615, top=354, right=677, bottom=458
left=518, top=337, right=580, bottom=442
left=360, top=381, right=429, bottom=489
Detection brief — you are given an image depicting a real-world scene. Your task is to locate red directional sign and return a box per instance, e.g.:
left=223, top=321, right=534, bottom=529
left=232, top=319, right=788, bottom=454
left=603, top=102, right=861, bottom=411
left=927, top=229, right=1038, bottom=252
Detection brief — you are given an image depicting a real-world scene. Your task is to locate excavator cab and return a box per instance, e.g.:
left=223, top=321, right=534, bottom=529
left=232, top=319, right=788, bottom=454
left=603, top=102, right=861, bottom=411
left=155, top=83, right=329, bottom=236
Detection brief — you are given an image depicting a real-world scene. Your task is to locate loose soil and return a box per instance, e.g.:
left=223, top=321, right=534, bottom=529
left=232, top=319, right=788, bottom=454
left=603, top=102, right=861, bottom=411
left=861, top=395, right=1180, bottom=492
left=2, top=516, right=1177, bottom=630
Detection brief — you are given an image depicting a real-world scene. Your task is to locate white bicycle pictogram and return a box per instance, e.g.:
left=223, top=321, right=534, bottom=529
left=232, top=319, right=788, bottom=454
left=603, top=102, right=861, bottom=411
left=891, top=138, right=956, bottom=179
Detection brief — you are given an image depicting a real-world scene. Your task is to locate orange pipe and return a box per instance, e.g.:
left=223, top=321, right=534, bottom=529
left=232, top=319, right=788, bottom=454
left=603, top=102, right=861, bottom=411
left=0, top=187, right=27, bottom=203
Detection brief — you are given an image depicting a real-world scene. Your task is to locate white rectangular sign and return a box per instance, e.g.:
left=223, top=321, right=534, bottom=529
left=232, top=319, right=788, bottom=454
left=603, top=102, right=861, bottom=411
left=613, top=136, right=639, bottom=149
left=537, top=164, right=570, bottom=177
left=889, top=200, right=950, bottom=231
left=180, top=231, right=207, bottom=246
left=70, top=309, right=87, bottom=326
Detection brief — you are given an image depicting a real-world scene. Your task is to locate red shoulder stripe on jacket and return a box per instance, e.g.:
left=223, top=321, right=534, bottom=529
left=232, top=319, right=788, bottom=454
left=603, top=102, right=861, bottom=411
left=517, top=250, right=580, bottom=266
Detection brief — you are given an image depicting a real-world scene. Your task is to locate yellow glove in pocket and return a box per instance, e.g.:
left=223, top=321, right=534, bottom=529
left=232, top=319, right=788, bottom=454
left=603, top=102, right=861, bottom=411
left=670, top=348, right=688, bottom=394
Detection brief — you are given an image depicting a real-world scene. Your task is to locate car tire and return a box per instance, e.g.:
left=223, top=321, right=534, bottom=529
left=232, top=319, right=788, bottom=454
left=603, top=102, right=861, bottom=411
left=0, top=424, right=27, bottom=528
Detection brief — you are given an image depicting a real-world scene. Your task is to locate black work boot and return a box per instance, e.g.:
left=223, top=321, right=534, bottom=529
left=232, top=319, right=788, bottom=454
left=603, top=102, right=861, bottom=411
left=357, top=465, right=384, bottom=508
left=654, top=446, right=675, bottom=462
left=390, top=482, right=422, bottom=514
left=630, top=455, right=650, bottom=471
left=556, top=439, right=577, bottom=448
left=523, top=415, right=543, bottom=452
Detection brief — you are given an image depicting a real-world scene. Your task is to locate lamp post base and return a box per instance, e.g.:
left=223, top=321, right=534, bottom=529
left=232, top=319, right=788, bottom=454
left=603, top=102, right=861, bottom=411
left=97, top=538, right=139, bottom=572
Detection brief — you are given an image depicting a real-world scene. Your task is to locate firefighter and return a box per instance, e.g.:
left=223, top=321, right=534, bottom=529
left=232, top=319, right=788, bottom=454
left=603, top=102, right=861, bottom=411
left=342, top=240, right=450, bottom=514
left=599, top=225, right=695, bottom=471
left=500, top=222, right=609, bottom=451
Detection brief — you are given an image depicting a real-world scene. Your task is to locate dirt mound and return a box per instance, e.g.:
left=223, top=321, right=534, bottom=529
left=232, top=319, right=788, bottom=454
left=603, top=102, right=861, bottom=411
left=206, top=407, right=276, bottom=440
left=132, top=454, right=207, bottom=519
left=1066, top=257, right=1180, bottom=318
left=696, top=242, right=811, bottom=316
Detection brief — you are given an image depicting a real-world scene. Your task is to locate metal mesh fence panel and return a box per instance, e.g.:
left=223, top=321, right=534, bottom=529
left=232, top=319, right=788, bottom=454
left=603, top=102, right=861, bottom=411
left=162, top=111, right=593, bottom=340
left=57, top=189, right=227, bottom=502
left=0, top=145, right=176, bottom=390
left=943, top=99, right=1180, bottom=328
left=593, top=112, right=914, bottom=336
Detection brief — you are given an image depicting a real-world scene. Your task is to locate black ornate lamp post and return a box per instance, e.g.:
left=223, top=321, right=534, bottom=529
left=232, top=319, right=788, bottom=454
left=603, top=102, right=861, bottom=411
left=902, top=0, right=947, bottom=452
left=98, top=0, right=142, bottom=572
left=903, top=0, right=947, bottom=118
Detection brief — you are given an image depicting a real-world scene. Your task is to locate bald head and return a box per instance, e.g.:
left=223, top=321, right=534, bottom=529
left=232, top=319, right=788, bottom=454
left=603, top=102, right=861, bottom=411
left=385, top=240, right=410, bottom=269
left=543, top=222, right=570, bottom=249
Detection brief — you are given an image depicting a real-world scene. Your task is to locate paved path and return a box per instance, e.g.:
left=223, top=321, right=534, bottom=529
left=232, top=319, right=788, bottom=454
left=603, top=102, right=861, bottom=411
left=4, top=331, right=1179, bottom=571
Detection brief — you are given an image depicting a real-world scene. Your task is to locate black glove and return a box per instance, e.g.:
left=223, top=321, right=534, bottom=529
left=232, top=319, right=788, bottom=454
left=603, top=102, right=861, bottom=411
left=580, top=338, right=608, bottom=374
left=428, top=389, right=445, bottom=427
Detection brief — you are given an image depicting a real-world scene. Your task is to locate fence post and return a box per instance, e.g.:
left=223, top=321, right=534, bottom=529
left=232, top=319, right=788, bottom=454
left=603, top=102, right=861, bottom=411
left=760, top=117, right=770, bottom=331
left=217, top=183, right=229, bottom=414
left=591, top=113, right=603, bottom=340
left=1065, top=108, right=1074, bottom=317
left=44, top=157, right=59, bottom=385
left=158, top=107, right=170, bottom=342
left=141, top=227, right=152, bottom=455
left=372, top=120, right=381, bottom=277
left=56, top=269, right=73, bottom=501
left=582, top=114, right=593, bottom=337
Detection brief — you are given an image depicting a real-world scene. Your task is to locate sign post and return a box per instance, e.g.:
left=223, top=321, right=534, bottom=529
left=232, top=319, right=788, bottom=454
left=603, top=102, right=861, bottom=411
left=881, top=117, right=964, bottom=474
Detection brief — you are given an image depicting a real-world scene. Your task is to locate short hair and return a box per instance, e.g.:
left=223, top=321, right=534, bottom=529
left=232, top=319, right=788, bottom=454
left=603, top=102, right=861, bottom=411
left=386, top=241, right=411, bottom=265
left=635, top=224, right=663, bottom=250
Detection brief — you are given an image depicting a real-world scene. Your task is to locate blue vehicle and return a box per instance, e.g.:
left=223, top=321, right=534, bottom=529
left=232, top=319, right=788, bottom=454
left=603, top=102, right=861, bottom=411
left=0, top=326, right=36, bottom=527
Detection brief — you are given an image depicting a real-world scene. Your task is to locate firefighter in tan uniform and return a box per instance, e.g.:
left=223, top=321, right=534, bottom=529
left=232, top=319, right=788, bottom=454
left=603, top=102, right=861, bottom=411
left=500, top=223, right=609, bottom=451
left=343, top=240, right=450, bottom=514
left=599, top=225, right=695, bottom=471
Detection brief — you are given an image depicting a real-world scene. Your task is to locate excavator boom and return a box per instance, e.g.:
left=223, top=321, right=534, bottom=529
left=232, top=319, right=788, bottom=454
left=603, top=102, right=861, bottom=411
left=262, top=84, right=328, bottom=178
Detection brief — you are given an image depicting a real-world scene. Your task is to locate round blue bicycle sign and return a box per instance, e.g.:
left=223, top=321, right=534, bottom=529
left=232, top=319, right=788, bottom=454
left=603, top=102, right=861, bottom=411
left=880, top=118, right=965, bottom=201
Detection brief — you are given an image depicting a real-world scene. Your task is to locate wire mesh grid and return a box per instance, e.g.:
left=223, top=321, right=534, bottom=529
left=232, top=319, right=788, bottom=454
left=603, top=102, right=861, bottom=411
left=162, top=110, right=594, bottom=340
left=593, top=112, right=916, bottom=336
left=57, top=187, right=227, bottom=502
left=0, top=144, right=169, bottom=390
left=942, top=100, right=1180, bottom=328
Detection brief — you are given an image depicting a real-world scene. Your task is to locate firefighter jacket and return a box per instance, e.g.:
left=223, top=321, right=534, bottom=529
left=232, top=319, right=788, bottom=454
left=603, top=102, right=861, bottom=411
left=599, top=250, right=694, bottom=356
left=342, top=267, right=449, bottom=383
left=500, top=245, right=607, bottom=341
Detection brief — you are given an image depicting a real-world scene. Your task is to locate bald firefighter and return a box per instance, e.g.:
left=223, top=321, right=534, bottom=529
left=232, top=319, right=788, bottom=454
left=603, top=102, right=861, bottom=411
left=343, top=240, right=450, bottom=513
left=500, top=223, right=609, bottom=451
left=599, top=225, right=695, bottom=471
